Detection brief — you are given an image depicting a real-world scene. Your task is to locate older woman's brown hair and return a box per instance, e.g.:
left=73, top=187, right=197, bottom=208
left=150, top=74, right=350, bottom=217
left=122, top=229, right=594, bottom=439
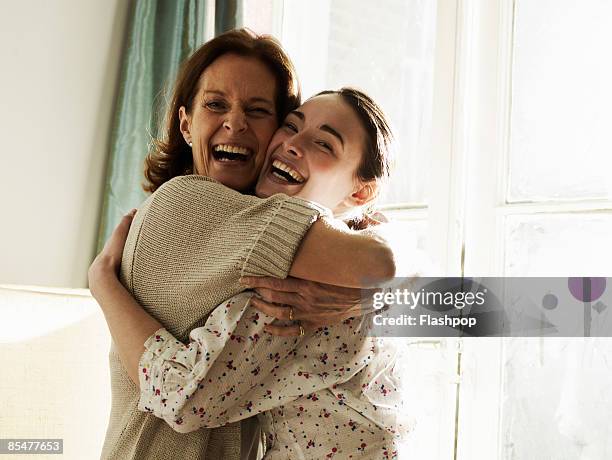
left=144, top=28, right=301, bottom=193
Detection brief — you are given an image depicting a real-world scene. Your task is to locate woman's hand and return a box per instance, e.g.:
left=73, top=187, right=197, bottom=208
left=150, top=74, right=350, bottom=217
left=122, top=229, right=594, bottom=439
left=240, top=276, right=378, bottom=337
left=349, top=210, right=389, bottom=231
left=88, top=209, right=136, bottom=296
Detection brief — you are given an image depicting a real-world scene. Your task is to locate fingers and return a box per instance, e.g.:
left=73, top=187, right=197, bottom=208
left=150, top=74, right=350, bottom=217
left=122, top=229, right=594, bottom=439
left=361, top=212, right=388, bottom=227
left=262, top=307, right=370, bottom=336
left=254, top=288, right=302, bottom=307
left=257, top=293, right=377, bottom=337
left=240, top=276, right=305, bottom=293
left=251, top=290, right=358, bottom=315
left=254, top=287, right=351, bottom=310
left=96, top=209, right=137, bottom=272
left=249, top=297, right=312, bottom=337
left=249, top=297, right=295, bottom=320
left=120, top=208, right=137, bottom=225
left=240, top=276, right=371, bottom=303
left=305, top=282, right=368, bottom=303
left=108, top=209, right=136, bottom=239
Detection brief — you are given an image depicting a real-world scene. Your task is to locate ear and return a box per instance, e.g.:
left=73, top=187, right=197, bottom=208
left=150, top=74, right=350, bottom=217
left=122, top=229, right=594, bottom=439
left=178, top=106, right=192, bottom=144
left=346, top=181, right=378, bottom=207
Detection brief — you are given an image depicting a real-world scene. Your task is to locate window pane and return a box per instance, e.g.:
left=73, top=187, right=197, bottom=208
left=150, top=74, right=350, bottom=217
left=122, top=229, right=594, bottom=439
left=504, top=213, right=612, bottom=276
left=500, top=338, right=612, bottom=460
left=272, top=0, right=437, bottom=206
left=241, top=0, right=278, bottom=34
left=395, top=342, right=458, bottom=460
left=508, top=0, right=612, bottom=202
left=374, top=214, right=433, bottom=276
left=382, top=212, right=428, bottom=248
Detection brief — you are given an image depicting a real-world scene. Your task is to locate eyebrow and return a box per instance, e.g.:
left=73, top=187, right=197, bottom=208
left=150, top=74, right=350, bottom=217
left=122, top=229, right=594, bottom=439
left=289, top=110, right=345, bottom=146
left=203, top=90, right=274, bottom=106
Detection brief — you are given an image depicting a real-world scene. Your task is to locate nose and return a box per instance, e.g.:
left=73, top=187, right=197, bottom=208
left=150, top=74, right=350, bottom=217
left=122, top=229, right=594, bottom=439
left=286, top=146, right=302, bottom=158
left=284, top=135, right=304, bottom=159
left=223, top=109, right=247, bottom=133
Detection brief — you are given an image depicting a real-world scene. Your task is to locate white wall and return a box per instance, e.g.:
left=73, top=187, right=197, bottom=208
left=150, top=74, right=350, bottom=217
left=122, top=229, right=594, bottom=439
left=0, top=0, right=131, bottom=288
left=0, top=287, right=112, bottom=459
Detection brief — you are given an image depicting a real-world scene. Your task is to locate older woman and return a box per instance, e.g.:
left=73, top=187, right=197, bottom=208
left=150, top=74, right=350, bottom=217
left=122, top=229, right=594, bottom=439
left=93, top=30, right=394, bottom=460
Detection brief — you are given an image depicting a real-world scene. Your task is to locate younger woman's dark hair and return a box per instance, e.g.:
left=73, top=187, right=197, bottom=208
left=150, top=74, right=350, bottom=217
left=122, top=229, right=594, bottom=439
left=316, top=87, right=393, bottom=183
left=314, top=87, right=394, bottom=227
left=143, top=28, right=301, bottom=193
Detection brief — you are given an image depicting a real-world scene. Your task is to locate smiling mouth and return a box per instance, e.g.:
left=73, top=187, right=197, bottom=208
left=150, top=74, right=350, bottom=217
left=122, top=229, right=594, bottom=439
left=212, top=144, right=253, bottom=163
left=270, top=159, right=305, bottom=184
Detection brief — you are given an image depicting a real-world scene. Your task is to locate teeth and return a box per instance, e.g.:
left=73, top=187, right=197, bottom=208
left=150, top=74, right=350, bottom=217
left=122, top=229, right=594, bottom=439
left=272, top=159, right=304, bottom=183
left=272, top=171, right=289, bottom=182
left=214, top=144, right=250, bottom=156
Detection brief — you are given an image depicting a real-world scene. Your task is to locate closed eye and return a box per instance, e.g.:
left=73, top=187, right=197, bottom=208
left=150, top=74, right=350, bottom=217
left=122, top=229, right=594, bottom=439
left=248, top=107, right=273, bottom=117
left=204, top=100, right=226, bottom=111
left=316, top=140, right=333, bottom=153
left=283, top=121, right=298, bottom=132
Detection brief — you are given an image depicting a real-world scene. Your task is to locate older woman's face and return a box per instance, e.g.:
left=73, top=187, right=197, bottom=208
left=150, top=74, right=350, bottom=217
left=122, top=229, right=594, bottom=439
left=179, top=53, right=278, bottom=192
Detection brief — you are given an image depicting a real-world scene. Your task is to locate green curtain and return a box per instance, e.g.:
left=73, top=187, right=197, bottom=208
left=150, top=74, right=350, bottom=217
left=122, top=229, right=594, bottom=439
left=96, top=0, right=240, bottom=251
left=215, top=0, right=239, bottom=36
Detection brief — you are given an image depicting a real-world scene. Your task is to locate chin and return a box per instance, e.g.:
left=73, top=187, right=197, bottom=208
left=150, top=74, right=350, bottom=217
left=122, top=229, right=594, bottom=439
left=254, top=181, right=274, bottom=198
left=216, top=174, right=255, bottom=192
left=256, top=181, right=294, bottom=198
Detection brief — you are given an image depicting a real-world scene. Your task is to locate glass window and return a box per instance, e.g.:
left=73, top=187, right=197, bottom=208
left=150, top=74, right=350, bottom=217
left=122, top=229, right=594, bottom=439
left=504, top=213, right=612, bottom=276
left=508, top=0, right=612, bottom=202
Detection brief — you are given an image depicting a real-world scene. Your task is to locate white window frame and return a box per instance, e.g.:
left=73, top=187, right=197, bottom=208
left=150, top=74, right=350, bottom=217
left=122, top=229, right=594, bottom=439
left=453, top=0, right=522, bottom=457
left=454, top=0, right=612, bottom=458
left=430, top=1, right=502, bottom=457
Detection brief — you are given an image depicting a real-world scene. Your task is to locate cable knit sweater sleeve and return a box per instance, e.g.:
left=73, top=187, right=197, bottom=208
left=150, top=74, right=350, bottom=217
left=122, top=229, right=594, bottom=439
left=123, top=174, right=328, bottom=286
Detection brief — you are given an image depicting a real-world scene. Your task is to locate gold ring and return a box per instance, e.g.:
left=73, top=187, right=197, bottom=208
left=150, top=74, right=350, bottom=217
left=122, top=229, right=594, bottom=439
left=288, top=307, right=295, bottom=321
left=299, top=324, right=305, bottom=337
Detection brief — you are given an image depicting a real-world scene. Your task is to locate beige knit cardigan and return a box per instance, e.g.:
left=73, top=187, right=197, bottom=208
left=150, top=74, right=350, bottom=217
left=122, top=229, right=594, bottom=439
left=100, top=175, right=326, bottom=460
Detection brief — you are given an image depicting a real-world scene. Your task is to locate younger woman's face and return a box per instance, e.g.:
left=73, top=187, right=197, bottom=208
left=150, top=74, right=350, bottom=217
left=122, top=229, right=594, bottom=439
left=255, top=94, right=368, bottom=213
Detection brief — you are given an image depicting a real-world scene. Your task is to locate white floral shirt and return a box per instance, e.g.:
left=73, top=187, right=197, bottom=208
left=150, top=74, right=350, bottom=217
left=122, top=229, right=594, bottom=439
left=138, top=292, right=413, bottom=459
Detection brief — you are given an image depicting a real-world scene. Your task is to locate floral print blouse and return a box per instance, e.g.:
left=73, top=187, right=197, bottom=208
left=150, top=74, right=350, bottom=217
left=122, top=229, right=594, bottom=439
left=138, top=292, right=414, bottom=459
